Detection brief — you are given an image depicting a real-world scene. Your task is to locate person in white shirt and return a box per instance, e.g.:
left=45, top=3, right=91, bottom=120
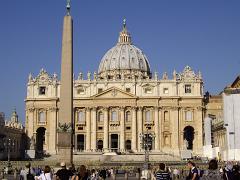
left=36, top=165, right=52, bottom=180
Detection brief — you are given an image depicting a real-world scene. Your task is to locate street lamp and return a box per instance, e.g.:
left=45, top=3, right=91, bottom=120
left=3, top=138, right=14, bottom=174
left=139, top=125, right=155, bottom=170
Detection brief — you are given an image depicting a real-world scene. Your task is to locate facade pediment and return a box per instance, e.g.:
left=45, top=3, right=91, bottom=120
left=92, top=87, right=136, bottom=99
left=231, top=76, right=240, bottom=88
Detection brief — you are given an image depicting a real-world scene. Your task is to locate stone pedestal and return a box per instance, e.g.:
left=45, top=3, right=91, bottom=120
left=25, top=150, right=35, bottom=159
left=180, top=150, right=192, bottom=159
left=57, top=132, right=72, bottom=165
left=203, top=145, right=213, bottom=159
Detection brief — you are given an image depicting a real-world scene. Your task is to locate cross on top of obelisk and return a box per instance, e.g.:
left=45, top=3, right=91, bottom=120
left=66, top=0, right=71, bottom=16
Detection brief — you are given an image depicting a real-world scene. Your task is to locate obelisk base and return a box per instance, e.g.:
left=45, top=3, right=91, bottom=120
left=57, top=132, right=73, bottom=165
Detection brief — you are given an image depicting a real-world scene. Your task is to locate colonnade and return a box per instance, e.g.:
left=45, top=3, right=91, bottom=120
left=74, top=106, right=161, bottom=152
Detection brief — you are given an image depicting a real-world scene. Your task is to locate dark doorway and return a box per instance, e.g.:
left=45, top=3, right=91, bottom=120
left=183, top=126, right=195, bottom=150
left=36, top=127, right=46, bottom=156
left=111, top=134, right=118, bottom=150
left=126, top=140, right=131, bottom=150
left=77, top=134, right=85, bottom=151
left=97, top=140, right=103, bottom=150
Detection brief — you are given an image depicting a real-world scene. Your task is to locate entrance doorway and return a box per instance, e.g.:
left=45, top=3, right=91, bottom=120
left=36, top=127, right=46, bottom=156
left=77, top=134, right=85, bottom=151
left=183, top=126, right=195, bottom=150
left=110, top=134, right=118, bottom=151
left=97, top=140, right=103, bottom=150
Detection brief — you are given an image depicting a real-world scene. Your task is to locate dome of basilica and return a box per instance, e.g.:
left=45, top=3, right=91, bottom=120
left=98, top=20, right=151, bottom=79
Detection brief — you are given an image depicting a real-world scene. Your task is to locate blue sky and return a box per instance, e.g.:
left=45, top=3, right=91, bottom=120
left=0, top=0, right=240, bottom=122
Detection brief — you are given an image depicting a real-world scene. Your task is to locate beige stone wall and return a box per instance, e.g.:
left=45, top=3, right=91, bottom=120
left=25, top=66, right=204, bottom=157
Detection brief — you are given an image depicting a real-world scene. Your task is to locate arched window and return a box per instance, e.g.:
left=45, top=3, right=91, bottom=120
left=78, top=111, right=85, bottom=123
left=185, top=111, right=192, bottom=121
left=125, top=111, right=131, bottom=122
left=164, top=111, right=169, bottom=121
left=98, top=111, right=103, bottom=122
left=38, top=111, right=46, bottom=123
left=126, top=140, right=131, bottom=150
left=145, top=110, right=151, bottom=123
left=111, top=111, right=117, bottom=121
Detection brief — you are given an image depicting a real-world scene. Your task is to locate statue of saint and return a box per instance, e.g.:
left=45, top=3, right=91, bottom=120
left=184, top=139, right=189, bottom=150
left=29, top=136, right=35, bottom=150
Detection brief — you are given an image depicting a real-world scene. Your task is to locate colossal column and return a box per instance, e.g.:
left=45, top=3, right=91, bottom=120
left=154, top=107, right=160, bottom=151
left=131, top=107, right=137, bottom=151
left=57, top=1, right=73, bottom=164
left=86, top=108, right=91, bottom=151
left=91, top=107, right=97, bottom=151
left=137, top=107, right=143, bottom=151
left=103, top=107, right=109, bottom=151
left=120, top=107, right=125, bottom=151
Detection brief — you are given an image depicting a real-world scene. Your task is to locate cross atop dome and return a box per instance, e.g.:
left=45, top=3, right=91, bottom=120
left=118, top=19, right=132, bottom=44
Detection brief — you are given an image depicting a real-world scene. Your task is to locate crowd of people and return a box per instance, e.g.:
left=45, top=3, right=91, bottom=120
left=15, top=159, right=240, bottom=180
left=153, top=160, right=240, bottom=180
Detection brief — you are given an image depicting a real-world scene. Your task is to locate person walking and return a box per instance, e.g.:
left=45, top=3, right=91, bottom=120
left=36, top=166, right=53, bottom=180
left=155, top=163, right=171, bottom=180
left=232, top=165, right=240, bottom=180
left=186, top=161, right=199, bottom=180
left=56, top=162, right=73, bottom=180
left=201, top=159, right=223, bottom=180
left=71, top=165, right=89, bottom=180
left=19, top=162, right=35, bottom=180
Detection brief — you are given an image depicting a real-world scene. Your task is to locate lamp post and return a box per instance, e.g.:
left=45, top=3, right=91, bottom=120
left=140, top=125, right=155, bottom=170
left=3, top=138, right=14, bottom=174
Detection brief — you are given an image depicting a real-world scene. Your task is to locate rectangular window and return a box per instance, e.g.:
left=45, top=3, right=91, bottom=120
left=185, top=85, right=191, bottom=93
left=144, top=87, right=152, bottom=94
left=98, top=127, right=103, bottom=130
left=39, top=87, right=46, bottom=95
left=78, top=111, right=85, bottom=123
left=163, top=88, right=169, bottom=94
left=126, top=127, right=131, bottom=130
left=77, top=88, right=85, bottom=95
left=185, top=111, right=192, bottom=121
left=78, top=127, right=83, bottom=130
left=98, top=88, right=103, bottom=93
left=126, top=88, right=131, bottom=92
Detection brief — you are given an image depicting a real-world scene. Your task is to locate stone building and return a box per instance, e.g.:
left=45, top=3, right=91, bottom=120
left=223, top=76, right=240, bottom=160
left=203, top=94, right=225, bottom=160
left=203, top=76, right=240, bottom=161
left=25, top=21, right=204, bottom=158
left=0, top=110, right=25, bottom=160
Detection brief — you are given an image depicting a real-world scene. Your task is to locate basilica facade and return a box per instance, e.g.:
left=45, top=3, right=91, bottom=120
left=25, top=22, right=204, bottom=157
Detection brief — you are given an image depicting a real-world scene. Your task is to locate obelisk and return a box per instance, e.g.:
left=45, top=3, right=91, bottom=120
left=57, top=0, right=73, bottom=165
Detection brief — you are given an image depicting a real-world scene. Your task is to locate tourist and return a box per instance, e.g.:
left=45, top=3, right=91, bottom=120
left=186, top=161, right=199, bottom=180
left=56, top=162, right=73, bottom=180
left=36, top=165, right=53, bottom=180
left=90, top=169, right=99, bottom=180
left=99, top=168, right=107, bottom=180
left=223, top=162, right=234, bottom=180
left=232, top=164, right=240, bottom=180
left=201, top=159, right=223, bottom=180
left=172, top=168, right=180, bottom=180
left=19, top=162, right=35, bottom=180
left=71, top=165, right=89, bottom=180
left=155, top=163, right=171, bottom=180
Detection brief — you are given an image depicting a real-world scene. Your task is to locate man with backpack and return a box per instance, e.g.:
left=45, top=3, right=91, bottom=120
left=20, top=162, right=35, bottom=180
